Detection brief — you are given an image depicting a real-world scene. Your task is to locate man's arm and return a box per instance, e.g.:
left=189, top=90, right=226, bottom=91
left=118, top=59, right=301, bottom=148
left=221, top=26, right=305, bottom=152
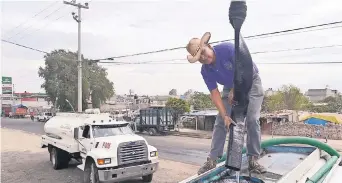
left=201, top=67, right=229, bottom=120
left=210, top=88, right=228, bottom=118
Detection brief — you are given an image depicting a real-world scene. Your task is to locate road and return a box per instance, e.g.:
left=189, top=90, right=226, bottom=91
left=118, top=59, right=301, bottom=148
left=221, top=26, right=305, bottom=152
left=1, top=118, right=211, bottom=166
left=1, top=127, right=199, bottom=183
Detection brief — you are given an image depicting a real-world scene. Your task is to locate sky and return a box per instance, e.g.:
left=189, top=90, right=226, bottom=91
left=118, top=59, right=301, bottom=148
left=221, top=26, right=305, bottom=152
left=1, top=0, right=342, bottom=96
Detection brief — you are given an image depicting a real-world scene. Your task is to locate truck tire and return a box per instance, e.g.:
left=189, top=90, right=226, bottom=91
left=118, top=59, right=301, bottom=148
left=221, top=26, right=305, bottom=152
left=148, top=128, right=157, bottom=136
left=142, top=174, right=153, bottom=182
left=50, top=147, right=69, bottom=170
left=83, top=159, right=100, bottom=183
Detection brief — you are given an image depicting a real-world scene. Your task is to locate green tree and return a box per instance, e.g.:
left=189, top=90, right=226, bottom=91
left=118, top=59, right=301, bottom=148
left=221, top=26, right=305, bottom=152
left=166, top=98, right=190, bottom=115
left=169, top=89, right=177, bottom=96
left=262, top=84, right=310, bottom=112
left=309, top=95, right=342, bottom=113
left=190, top=91, right=215, bottom=110
left=38, top=49, right=114, bottom=112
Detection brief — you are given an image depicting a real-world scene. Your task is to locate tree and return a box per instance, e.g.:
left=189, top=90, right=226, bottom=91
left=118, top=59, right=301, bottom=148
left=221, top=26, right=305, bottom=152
left=262, top=84, right=310, bottom=112
left=183, top=89, right=194, bottom=96
left=166, top=98, right=190, bottom=115
left=38, top=49, right=114, bottom=112
left=309, top=95, right=342, bottom=113
left=169, top=89, right=177, bottom=96
left=190, top=91, right=215, bottom=110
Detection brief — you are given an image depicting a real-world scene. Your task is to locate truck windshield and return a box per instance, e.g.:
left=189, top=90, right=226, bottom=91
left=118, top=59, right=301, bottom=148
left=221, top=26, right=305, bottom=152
left=92, top=124, right=134, bottom=138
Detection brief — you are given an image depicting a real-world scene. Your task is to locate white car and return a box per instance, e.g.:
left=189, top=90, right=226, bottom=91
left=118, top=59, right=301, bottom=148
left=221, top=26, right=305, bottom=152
left=37, top=112, right=53, bottom=122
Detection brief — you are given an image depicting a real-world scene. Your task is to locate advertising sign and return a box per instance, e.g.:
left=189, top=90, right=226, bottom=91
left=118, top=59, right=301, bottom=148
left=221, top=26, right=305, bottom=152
left=2, top=87, right=12, bottom=95
left=2, top=76, right=12, bottom=84
left=2, top=76, right=13, bottom=98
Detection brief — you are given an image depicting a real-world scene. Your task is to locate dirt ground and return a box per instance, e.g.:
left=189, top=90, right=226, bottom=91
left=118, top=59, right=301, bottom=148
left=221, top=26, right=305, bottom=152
left=1, top=128, right=199, bottom=183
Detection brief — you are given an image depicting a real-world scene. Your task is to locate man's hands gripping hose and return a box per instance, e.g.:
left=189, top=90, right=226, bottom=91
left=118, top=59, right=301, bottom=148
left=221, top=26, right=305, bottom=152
left=226, top=89, right=237, bottom=128
left=224, top=115, right=237, bottom=128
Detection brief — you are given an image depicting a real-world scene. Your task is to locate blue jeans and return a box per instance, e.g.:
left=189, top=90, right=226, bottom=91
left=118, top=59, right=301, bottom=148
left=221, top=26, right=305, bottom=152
left=209, top=73, right=264, bottom=159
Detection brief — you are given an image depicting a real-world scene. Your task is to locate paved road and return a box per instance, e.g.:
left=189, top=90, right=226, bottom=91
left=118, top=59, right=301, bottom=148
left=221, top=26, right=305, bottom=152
left=1, top=118, right=211, bottom=166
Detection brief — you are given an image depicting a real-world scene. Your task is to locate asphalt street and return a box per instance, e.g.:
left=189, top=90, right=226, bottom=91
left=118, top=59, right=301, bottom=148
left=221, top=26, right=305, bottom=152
left=1, top=117, right=211, bottom=166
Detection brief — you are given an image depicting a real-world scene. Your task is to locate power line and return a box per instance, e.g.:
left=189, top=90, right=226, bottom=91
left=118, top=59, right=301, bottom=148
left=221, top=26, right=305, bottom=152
left=7, top=5, right=67, bottom=40
left=16, top=0, right=93, bottom=41
left=245, top=25, right=342, bottom=41
left=3, top=1, right=60, bottom=38
left=95, top=20, right=342, bottom=61
left=1, top=39, right=77, bottom=62
left=1, top=39, right=48, bottom=54
left=98, top=61, right=342, bottom=65
left=2, top=37, right=342, bottom=65
left=251, top=44, right=342, bottom=54
left=16, top=7, right=75, bottom=41
left=98, top=44, right=342, bottom=64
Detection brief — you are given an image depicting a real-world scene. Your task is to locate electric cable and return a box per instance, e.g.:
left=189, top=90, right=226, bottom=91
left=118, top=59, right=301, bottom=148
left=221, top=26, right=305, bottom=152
left=98, top=61, right=342, bottom=65
left=7, top=5, right=67, bottom=41
left=94, top=20, right=342, bottom=61
left=16, top=7, right=76, bottom=41
left=3, top=1, right=59, bottom=38
left=98, top=44, right=342, bottom=64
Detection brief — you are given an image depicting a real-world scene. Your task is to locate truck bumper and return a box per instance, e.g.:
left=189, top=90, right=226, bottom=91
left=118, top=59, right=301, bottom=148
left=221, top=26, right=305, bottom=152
left=98, top=161, right=159, bottom=182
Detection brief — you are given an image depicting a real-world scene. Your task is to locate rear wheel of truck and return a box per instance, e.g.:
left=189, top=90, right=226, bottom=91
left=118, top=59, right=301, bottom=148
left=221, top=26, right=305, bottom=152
left=50, top=147, right=69, bottom=170
left=148, top=128, right=157, bottom=136
left=142, top=174, right=153, bottom=182
left=83, top=160, right=100, bottom=183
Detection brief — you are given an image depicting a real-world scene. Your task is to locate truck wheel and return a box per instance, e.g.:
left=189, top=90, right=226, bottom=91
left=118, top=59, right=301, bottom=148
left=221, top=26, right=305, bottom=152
left=148, top=128, right=157, bottom=136
left=84, top=160, right=100, bottom=183
left=142, top=174, right=153, bottom=182
left=50, top=147, right=69, bottom=170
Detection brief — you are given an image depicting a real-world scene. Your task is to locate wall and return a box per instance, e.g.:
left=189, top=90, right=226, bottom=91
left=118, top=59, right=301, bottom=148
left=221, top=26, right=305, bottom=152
left=270, top=122, right=342, bottom=140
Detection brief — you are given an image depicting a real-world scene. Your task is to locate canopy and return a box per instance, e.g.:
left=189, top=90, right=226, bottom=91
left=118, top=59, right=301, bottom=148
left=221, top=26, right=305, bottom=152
left=300, top=113, right=342, bottom=124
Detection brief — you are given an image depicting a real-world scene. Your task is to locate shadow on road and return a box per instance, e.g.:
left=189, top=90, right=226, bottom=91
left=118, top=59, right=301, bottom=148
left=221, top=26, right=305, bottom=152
left=1, top=150, right=152, bottom=183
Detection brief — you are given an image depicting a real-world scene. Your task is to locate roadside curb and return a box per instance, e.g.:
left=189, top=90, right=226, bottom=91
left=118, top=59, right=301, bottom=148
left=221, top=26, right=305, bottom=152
left=169, top=132, right=212, bottom=139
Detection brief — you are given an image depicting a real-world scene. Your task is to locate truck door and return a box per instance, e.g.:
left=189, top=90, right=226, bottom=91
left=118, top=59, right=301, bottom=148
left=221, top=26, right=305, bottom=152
left=79, top=125, right=94, bottom=155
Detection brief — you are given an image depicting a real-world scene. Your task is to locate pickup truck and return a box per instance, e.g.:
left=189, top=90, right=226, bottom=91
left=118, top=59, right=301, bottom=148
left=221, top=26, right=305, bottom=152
left=36, top=112, right=53, bottom=122
left=41, top=111, right=158, bottom=183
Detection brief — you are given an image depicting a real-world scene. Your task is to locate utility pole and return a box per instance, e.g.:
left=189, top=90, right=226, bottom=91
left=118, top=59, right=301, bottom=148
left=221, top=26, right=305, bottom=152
left=63, top=0, right=89, bottom=113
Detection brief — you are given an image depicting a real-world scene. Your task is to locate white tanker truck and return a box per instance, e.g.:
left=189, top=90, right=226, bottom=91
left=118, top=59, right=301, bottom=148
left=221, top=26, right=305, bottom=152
left=41, top=111, right=158, bottom=183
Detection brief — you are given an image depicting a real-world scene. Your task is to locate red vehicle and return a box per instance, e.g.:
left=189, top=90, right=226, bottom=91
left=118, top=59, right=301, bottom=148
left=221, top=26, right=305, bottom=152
left=10, top=104, right=28, bottom=118
left=1, top=105, right=12, bottom=117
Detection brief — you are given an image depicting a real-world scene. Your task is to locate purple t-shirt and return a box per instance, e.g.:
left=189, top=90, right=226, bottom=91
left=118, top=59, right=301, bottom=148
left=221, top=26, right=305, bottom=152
left=201, top=42, right=259, bottom=91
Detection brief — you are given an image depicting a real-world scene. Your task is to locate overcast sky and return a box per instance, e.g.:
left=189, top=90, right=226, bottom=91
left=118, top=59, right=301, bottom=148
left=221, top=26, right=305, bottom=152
left=1, top=0, right=342, bottom=95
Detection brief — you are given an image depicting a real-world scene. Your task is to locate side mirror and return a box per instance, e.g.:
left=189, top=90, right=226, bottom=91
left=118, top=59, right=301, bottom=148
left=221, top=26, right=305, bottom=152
left=74, top=128, right=79, bottom=139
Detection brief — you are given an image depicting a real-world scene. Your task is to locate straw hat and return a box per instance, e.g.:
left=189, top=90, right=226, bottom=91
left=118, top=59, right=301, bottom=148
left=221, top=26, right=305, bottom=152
left=186, top=32, right=211, bottom=63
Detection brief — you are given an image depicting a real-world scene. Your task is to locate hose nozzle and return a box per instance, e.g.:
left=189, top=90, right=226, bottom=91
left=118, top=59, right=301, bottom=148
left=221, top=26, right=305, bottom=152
left=229, top=0, right=247, bottom=31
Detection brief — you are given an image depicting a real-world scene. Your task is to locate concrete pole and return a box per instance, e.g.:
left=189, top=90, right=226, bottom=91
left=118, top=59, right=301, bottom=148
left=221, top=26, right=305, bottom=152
left=63, top=0, right=89, bottom=113
left=77, top=6, right=82, bottom=113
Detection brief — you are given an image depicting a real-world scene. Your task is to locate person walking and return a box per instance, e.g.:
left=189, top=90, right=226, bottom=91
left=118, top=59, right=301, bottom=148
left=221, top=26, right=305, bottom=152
left=186, top=32, right=266, bottom=175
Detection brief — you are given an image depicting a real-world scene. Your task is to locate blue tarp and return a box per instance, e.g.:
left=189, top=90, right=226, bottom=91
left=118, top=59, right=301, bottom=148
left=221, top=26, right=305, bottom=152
left=304, top=117, right=327, bottom=126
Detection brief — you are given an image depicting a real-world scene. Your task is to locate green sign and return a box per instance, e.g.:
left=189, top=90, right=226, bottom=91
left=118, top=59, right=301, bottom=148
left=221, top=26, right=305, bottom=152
left=2, top=76, right=12, bottom=84
left=2, top=87, right=12, bottom=95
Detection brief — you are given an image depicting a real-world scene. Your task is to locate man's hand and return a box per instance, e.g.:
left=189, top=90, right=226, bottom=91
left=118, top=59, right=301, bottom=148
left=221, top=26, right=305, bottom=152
left=223, top=115, right=237, bottom=128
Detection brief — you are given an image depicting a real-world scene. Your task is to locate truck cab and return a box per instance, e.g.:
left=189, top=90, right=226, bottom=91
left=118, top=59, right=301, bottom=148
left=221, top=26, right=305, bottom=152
left=41, top=112, right=158, bottom=183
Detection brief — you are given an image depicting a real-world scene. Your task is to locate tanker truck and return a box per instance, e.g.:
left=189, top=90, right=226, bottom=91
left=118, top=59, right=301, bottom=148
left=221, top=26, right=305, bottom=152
left=41, top=112, right=159, bottom=183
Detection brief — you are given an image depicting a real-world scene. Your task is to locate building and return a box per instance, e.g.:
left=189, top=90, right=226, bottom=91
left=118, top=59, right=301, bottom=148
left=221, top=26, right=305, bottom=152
left=180, top=110, right=217, bottom=131
left=305, top=88, right=339, bottom=102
